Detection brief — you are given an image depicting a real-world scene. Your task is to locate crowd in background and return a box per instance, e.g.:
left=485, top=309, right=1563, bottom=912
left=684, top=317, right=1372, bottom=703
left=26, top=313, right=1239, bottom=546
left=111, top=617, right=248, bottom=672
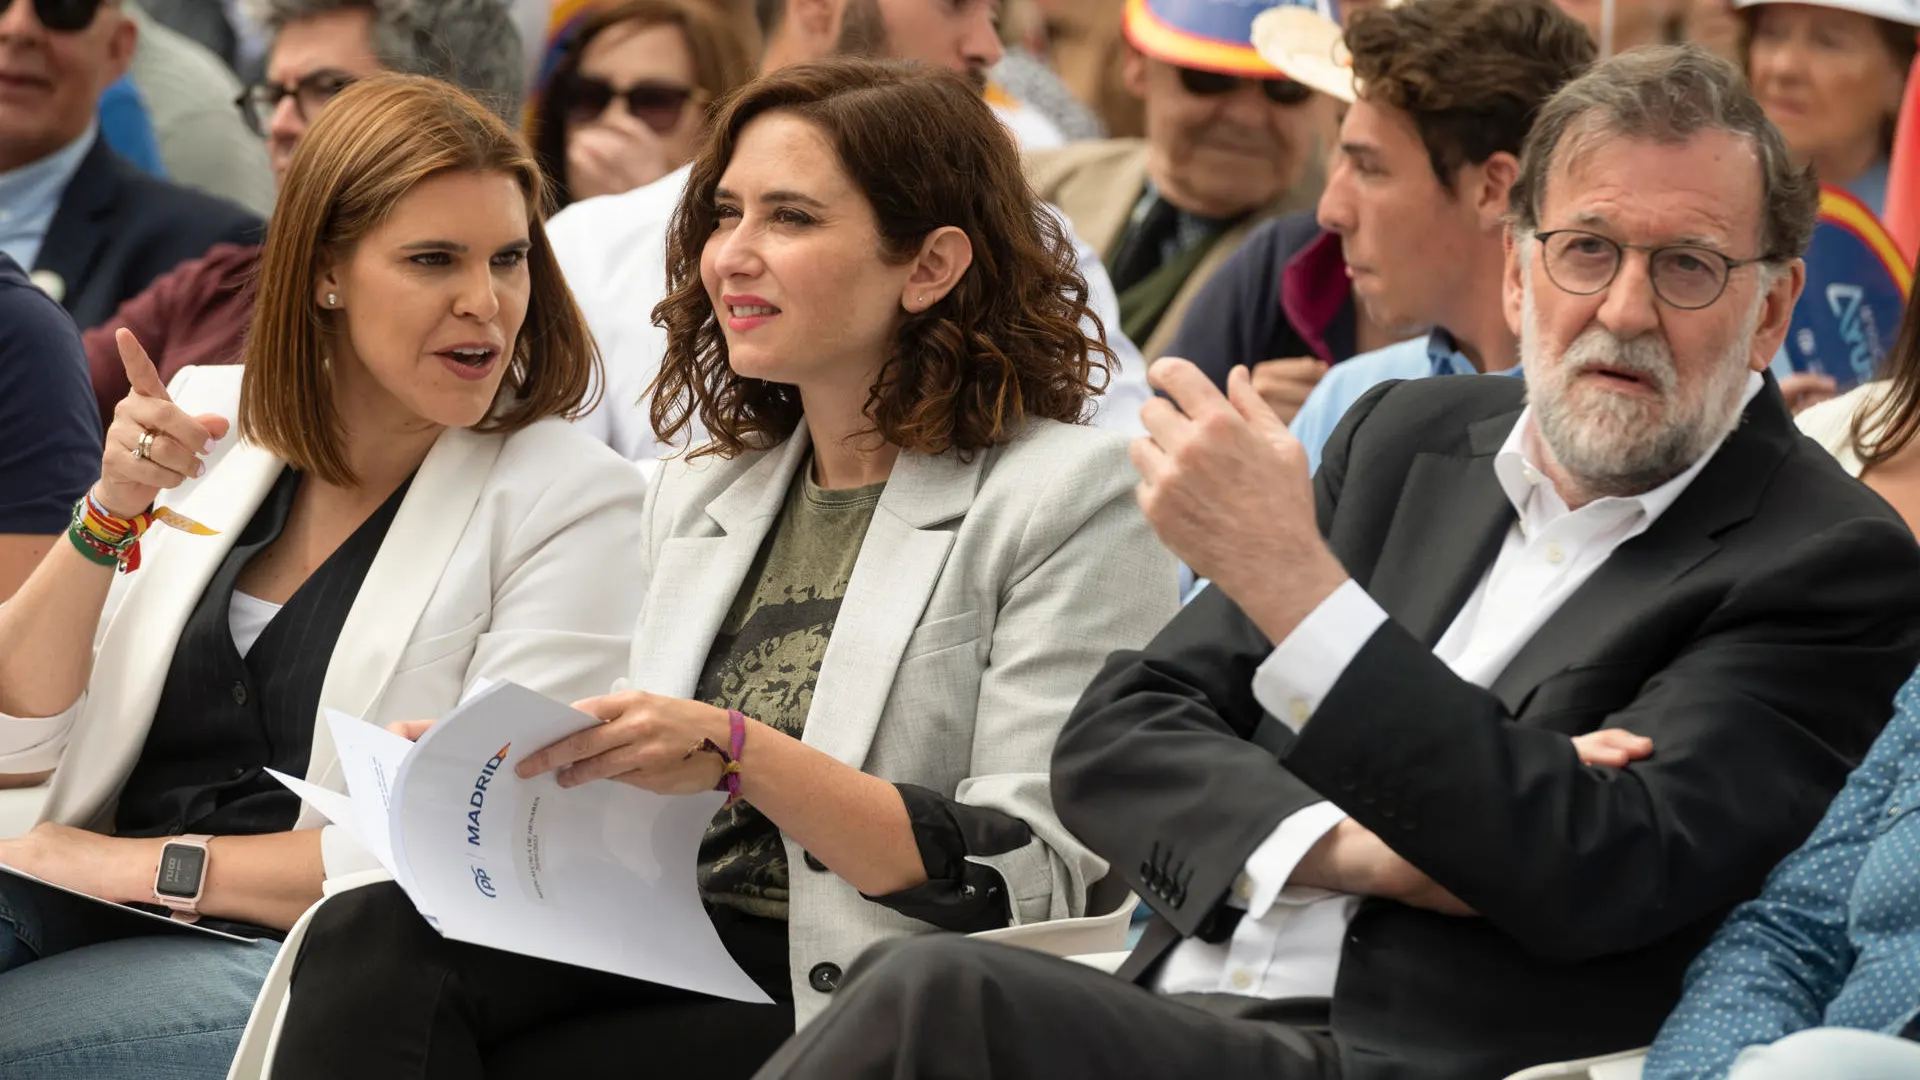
left=6, top=0, right=1920, bottom=1077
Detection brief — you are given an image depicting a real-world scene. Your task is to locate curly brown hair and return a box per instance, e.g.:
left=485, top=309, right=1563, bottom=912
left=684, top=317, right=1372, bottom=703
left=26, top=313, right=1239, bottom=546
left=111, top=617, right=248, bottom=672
left=1347, top=0, right=1595, bottom=189
left=649, top=57, right=1112, bottom=461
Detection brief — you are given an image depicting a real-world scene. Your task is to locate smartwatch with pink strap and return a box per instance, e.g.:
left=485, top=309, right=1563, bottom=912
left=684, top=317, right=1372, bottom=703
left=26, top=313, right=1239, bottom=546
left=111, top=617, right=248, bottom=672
left=152, top=834, right=212, bottom=922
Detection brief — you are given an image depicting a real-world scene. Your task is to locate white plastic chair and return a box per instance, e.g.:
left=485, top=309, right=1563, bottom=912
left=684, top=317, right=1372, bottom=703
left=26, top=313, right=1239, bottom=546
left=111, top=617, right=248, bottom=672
left=226, top=879, right=1139, bottom=1080
left=1503, top=1048, right=1648, bottom=1080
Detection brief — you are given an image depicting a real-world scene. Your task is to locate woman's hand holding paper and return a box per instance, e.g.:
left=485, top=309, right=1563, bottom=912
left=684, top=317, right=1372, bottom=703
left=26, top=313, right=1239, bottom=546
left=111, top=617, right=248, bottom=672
left=518, top=691, right=733, bottom=795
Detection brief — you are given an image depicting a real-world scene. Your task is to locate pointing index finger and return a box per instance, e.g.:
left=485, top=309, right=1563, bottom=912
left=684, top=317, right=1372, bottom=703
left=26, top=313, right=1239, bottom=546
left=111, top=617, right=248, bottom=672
left=116, top=329, right=171, bottom=401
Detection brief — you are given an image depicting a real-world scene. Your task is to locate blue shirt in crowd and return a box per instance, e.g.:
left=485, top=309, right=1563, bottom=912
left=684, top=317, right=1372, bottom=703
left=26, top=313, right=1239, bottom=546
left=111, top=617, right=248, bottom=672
left=98, top=76, right=166, bottom=180
left=0, top=254, right=103, bottom=536
left=1292, top=329, right=1523, bottom=473
left=0, top=126, right=98, bottom=272
left=1645, top=669, right=1920, bottom=1079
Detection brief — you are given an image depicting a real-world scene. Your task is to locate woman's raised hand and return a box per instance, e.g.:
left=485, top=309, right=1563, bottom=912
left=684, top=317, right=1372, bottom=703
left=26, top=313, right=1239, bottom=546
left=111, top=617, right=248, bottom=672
left=97, top=329, right=230, bottom=518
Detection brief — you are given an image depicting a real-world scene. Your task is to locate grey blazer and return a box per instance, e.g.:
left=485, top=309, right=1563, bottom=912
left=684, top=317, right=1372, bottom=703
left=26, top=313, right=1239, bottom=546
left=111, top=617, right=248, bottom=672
left=630, top=417, right=1180, bottom=1024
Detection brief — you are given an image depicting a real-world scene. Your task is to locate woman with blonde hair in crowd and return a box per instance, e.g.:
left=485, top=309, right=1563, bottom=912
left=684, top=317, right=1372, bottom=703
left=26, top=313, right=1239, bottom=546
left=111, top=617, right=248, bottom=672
left=1737, top=0, right=1917, bottom=215
left=0, top=73, right=646, bottom=1078
left=264, top=56, right=1180, bottom=1080
left=533, top=0, right=754, bottom=210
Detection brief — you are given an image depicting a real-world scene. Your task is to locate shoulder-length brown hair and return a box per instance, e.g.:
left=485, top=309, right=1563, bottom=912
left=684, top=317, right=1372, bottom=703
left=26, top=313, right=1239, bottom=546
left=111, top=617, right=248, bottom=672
left=533, top=0, right=755, bottom=211
left=650, top=57, right=1113, bottom=461
left=1851, top=275, right=1920, bottom=470
left=241, top=73, right=600, bottom=487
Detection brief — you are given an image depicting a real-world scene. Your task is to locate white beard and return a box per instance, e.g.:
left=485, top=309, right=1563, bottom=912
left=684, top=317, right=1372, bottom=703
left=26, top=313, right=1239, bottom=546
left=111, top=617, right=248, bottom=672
left=1520, top=278, right=1758, bottom=499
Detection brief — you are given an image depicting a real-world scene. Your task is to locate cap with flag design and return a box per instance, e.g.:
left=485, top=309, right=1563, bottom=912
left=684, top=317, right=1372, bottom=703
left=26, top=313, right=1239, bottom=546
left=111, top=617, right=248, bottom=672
left=1124, top=0, right=1334, bottom=78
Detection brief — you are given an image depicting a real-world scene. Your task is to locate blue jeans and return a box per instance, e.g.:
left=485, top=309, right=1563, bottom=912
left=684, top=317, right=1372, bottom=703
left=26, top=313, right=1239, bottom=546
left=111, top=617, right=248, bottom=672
left=0, top=874, right=280, bottom=1079
left=1729, top=1028, right=1920, bottom=1080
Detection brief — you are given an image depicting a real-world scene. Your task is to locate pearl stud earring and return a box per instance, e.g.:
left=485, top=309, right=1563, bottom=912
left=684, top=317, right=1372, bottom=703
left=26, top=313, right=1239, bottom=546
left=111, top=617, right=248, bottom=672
left=325, top=293, right=338, bottom=308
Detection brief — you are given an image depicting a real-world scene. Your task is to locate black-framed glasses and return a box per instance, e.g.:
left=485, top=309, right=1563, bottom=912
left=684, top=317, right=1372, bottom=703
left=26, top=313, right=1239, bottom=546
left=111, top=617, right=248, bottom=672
left=1533, top=229, right=1773, bottom=311
left=560, top=74, right=705, bottom=135
left=1175, top=65, right=1315, bottom=107
left=235, top=70, right=359, bottom=136
left=1, top=0, right=104, bottom=32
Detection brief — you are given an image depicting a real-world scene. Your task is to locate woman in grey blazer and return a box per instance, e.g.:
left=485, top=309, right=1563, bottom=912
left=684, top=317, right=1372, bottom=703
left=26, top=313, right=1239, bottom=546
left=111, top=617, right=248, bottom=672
left=267, top=57, right=1181, bottom=1079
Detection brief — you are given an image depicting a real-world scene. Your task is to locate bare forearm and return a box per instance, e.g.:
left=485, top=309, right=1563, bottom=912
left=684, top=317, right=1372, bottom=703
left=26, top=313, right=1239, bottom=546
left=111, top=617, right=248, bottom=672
left=0, top=535, right=55, bottom=602
left=735, top=722, right=926, bottom=897
left=197, top=831, right=326, bottom=932
left=0, top=538, right=114, bottom=718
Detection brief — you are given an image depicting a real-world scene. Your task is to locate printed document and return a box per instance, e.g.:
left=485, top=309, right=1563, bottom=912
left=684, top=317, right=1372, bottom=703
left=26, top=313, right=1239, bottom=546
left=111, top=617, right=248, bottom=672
left=274, top=681, right=768, bottom=1003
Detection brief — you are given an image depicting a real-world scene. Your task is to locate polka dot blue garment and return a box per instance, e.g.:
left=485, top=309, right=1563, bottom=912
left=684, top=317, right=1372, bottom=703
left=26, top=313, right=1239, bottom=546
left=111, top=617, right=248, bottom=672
left=1645, top=670, right=1920, bottom=1079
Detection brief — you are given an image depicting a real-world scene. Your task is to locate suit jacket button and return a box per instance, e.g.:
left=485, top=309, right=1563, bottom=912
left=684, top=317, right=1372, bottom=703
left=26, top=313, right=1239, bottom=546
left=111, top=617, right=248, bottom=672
left=1139, top=860, right=1154, bottom=880
left=1172, top=889, right=1187, bottom=908
left=808, top=962, right=842, bottom=993
left=1335, top=768, right=1357, bottom=792
left=803, top=851, right=828, bottom=872
left=230, top=681, right=249, bottom=706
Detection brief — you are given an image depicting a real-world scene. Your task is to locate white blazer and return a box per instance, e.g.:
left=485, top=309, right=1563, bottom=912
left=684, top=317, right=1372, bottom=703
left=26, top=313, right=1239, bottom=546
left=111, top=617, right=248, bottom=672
left=634, top=417, right=1181, bottom=1024
left=1796, top=380, right=1885, bottom=478
left=0, top=367, right=650, bottom=876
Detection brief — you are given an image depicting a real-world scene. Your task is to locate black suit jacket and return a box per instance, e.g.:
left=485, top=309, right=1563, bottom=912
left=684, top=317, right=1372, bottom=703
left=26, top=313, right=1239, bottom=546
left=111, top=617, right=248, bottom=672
left=1053, top=374, right=1920, bottom=1080
left=35, top=139, right=261, bottom=333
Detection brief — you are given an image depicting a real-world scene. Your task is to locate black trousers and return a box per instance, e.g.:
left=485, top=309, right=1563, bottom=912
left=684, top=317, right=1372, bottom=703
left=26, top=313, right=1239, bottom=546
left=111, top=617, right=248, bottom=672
left=752, top=934, right=1343, bottom=1079
left=271, top=882, right=795, bottom=1080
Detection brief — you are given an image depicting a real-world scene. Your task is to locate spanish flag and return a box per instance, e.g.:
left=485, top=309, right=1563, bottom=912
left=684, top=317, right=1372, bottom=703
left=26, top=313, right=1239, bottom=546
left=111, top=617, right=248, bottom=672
left=1884, top=47, right=1920, bottom=262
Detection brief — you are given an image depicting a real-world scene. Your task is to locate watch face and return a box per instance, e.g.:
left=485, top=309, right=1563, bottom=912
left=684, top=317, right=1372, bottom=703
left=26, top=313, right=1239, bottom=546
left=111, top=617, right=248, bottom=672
left=155, top=843, right=207, bottom=899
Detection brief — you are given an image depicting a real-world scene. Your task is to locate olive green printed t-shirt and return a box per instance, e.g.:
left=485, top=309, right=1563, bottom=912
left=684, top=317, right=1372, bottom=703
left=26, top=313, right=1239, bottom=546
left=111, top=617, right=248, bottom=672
left=694, top=462, right=886, bottom=919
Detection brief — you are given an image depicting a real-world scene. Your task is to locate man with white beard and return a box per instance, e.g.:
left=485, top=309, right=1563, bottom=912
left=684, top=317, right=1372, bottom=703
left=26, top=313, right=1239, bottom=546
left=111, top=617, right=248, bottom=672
left=749, top=46, right=1920, bottom=1080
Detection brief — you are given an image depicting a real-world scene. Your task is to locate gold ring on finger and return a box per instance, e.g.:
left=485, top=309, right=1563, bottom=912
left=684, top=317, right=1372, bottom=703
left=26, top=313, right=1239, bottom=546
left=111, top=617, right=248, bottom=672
left=132, top=430, right=156, bottom=461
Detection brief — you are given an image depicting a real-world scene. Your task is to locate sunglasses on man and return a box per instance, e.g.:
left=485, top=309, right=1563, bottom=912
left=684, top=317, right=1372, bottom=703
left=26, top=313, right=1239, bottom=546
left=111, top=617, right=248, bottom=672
left=559, top=74, right=706, bottom=135
left=1175, top=65, right=1316, bottom=107
left=2, top=0, right=104, bottom=33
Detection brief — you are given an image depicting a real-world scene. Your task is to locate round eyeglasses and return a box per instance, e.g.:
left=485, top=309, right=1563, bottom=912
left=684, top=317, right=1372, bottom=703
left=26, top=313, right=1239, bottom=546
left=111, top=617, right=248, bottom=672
left=235, top=71, right=359, bottom=136
left=1533, top=229, right=1773, bottom=311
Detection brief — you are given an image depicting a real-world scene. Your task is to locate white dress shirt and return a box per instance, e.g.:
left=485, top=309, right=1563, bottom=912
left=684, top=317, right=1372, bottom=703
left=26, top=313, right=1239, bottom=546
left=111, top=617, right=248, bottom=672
left=547, top=156, right=1152, bottom=465
left=1155, top=373, right=1763, bottom=1001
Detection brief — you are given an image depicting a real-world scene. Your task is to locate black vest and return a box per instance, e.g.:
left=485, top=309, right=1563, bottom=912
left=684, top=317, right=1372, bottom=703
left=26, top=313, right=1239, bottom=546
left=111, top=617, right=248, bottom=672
left=114, top=468, right=410, bottom=841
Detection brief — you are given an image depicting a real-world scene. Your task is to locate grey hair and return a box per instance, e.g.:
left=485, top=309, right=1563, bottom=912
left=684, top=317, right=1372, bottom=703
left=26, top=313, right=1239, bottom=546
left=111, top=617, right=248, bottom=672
left=244, top=0, right=526, bottom=125
left=1509, top=44, right=1818, bottom=263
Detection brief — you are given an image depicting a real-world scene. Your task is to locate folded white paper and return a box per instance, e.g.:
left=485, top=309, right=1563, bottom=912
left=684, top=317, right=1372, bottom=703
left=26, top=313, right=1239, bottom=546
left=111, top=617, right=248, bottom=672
left=273, top=682, right=768, bottom=1004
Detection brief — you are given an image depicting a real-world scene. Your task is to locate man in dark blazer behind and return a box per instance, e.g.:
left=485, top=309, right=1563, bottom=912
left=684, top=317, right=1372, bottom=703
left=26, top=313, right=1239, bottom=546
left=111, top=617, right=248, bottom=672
left=751, top=45, right=1920, bottom=1080
left=0, top=0, right=258, bottom=330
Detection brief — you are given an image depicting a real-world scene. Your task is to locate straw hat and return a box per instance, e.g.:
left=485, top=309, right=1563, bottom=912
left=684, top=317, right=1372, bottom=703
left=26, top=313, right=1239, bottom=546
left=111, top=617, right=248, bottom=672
left=1250, top=4, right=1359, bottom=102
left=1731, top=0, right=1920, bottom=27
left=1124, top=0, right=1332, bottom=78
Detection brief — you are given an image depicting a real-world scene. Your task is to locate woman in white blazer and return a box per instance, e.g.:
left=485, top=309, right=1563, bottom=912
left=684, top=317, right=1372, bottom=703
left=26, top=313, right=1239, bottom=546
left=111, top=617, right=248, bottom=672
left=267, top=58, right=1182, bottom=1079
left=0, top=76, right=646, bottom=1078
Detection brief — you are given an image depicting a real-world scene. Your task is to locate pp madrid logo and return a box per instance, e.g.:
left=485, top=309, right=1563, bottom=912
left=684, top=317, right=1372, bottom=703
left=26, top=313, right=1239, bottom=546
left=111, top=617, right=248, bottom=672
left=466, top=742, right=511, bottom=898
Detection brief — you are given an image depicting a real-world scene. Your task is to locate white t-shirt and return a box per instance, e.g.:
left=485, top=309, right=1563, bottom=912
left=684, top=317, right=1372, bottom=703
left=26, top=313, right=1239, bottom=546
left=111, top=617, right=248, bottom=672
left=228, top=590, right=282, bottom=659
